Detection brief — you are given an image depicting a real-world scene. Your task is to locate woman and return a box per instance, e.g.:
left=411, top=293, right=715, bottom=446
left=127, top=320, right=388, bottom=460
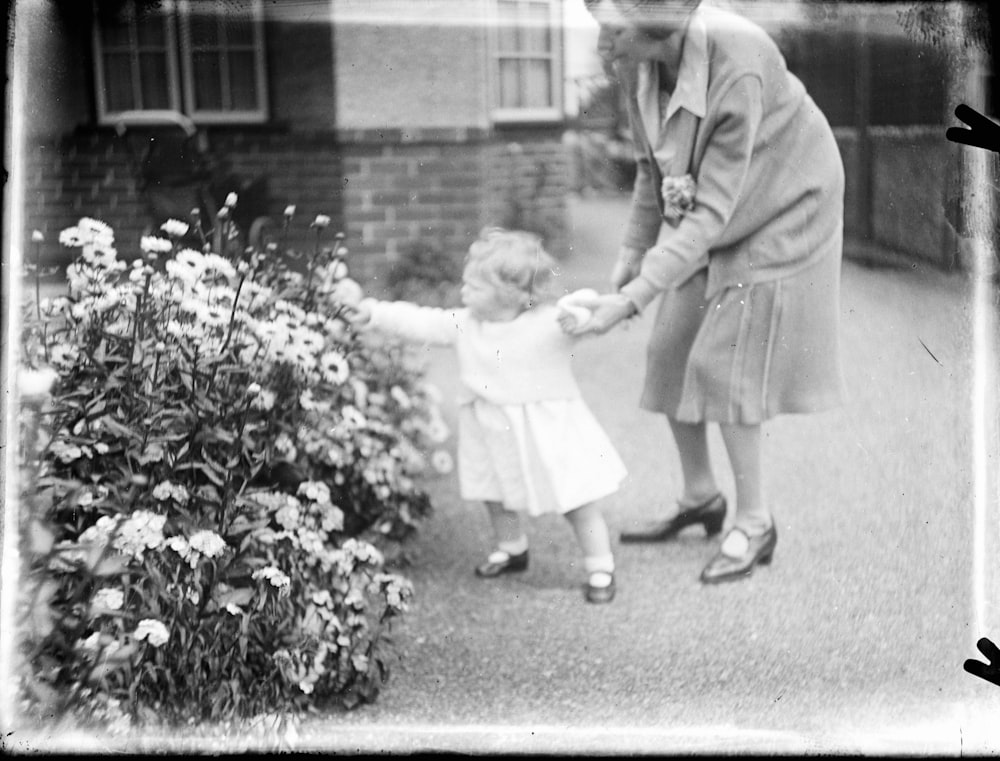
left=573, top=0, right=846, bottom=584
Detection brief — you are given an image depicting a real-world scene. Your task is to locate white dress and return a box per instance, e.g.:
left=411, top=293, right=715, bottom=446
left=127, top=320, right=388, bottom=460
left=363, top=301, right=627, bottom=516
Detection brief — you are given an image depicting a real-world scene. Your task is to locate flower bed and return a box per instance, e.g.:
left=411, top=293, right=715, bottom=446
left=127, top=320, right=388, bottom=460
left=14, top=205, right=451, bottom=733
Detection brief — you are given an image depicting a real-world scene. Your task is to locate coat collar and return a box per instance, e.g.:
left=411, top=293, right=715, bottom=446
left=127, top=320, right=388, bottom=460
left=636, top=5, right=709, bottom=139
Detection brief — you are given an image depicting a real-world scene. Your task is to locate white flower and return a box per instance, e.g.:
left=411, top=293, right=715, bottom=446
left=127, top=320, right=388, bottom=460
left=319, top=351, right=350, bottom=385
left=284, top=205, right=296, bottom=217
left=320, top=504, right=344, bottom=532
left=49, top=344, right=80, bottom=369
left=246, top=382, right=262, bottom=397
left=431, top=450, right=454, bottom=475
left=225, top=603, right=244, bottom=616
left=426, top=416, right=451, bottom=444
left=273, top=431, right=297, bottom=459
left=252, top=566, right=291, bottom=591
left=390, top=385, right=412, bottom=409
left=166, top=536, right=193, bottom=565
left=32, top=230, right=44, bottom=242
left=312, top=214, right=331, bottom=229
left=250, top=389, right=276, bottom=412
left=134, top=618, right=170, bottom=647
left=297, top=480, right=331, bottom=504
left=141, top=235, right=174, bottom=254
left=341, top=405, right=366, bottom=428
left=91, top=588, right=124, bottom=612
left=224, top=192, right=238, bottom=208
left=152, top=481, right=190, bottom=503
left=79, top=632, right=102, bottom=651
left=113, top=510, right=167, bottom=560
left=351, top=653, right=369, bottom=673
left=275, top=503, right=301, bottom=530
left=160, top=219, right=191, bottom=238
left=189, top=530, right=227, bottom=559
left=51, top=439, right=83, bottom=463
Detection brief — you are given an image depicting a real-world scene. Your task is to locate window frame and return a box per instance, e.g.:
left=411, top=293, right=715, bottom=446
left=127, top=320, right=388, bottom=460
left=92, top=0, right=269, bottom=126
left=176, top=0, right=269, bottom=124
left=488, top=0, right=564, bottom=124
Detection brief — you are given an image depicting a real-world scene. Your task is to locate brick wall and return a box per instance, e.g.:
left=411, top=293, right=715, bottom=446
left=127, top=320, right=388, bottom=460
left=24, top=125, right=571, bottom=283
left=338, top=126, right=571, bottom=281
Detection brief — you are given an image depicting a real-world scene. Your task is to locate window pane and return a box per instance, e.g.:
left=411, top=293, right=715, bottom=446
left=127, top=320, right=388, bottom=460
left=496, top=0, right=520, bottom=52
left=189, top=12, right=219, bottom=49
left=103, top=53, right=137, bottom=112
left=136, top=14, right=167, bottom=46
left=139, top=52, right=172, bottom=109
left=222, top=4, right=255, bottom=46
left=522, top=2, right=550, bottom=53
left=499, top=59, right=521, bottom=109
left=523, top=59, right=551, bottom=107
left=228, top=51, right=258, bottom=110
left=101, top=22, right=132, bottom=48
left=192, top=51, right=223, bottom=110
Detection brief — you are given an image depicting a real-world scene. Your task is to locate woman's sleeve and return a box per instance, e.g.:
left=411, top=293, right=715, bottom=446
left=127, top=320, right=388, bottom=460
left=620, top=74, right=764, bottom=310
left=364, top=299, right=461, bottom=345
left=622, top=153, right=665, bottom=253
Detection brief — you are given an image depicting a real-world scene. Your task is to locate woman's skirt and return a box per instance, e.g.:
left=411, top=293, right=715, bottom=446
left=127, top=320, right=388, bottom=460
left=641, top=251, right=845, bottom=424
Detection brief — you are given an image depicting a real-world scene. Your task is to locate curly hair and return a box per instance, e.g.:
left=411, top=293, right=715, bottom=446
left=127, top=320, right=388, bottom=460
left=465, top=227, right=560, bottom=309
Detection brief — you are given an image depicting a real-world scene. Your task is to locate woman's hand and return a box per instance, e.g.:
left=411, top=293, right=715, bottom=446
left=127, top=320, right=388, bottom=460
left=566, top=292, right=638, bottom=335
left=610, top=246, right=644, bottom=291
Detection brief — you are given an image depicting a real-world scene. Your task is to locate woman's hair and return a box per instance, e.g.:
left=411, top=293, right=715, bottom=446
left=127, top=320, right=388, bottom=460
left=465, top=227, right=559, bottom=309
left=586, top=0, right=702, bottom=40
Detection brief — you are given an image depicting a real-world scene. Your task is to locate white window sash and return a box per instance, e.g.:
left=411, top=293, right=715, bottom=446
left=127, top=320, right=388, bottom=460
left=177, top=0, right=269, bottom=123
left=93, top=0, right=183, bottom=123
left=93, top=0, right=268, bottom=125
left=489, top=0, right=564, bottom=123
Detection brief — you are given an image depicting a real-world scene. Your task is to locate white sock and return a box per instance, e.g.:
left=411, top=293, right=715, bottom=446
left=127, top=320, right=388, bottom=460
left=497, top=536, right=528, bottom=557
left=584, top=554, right=615, bottom=586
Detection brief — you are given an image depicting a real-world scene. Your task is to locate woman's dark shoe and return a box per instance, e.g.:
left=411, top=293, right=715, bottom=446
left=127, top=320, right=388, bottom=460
left=699, top=523, right=777, bottom=584
left=619, top=493, right=727, bottom=543
left=475, top=549, right=529, bottom=578
left=584, top=572, right=616, bottom=604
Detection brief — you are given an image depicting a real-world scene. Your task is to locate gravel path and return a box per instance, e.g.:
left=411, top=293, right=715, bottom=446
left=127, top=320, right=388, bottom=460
left=289, top=194, right=1000, bottom=754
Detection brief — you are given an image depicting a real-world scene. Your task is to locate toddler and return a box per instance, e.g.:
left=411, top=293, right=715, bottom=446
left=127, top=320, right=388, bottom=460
left=347, top=228, right=626, bottom=603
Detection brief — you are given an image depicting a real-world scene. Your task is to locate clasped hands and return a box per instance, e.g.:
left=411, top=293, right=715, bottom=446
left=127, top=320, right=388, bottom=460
left=558, top=246, right=643, bottom=336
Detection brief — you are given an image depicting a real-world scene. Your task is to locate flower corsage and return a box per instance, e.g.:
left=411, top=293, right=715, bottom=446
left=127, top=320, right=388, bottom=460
left=661, top=173, right=697, bottom=225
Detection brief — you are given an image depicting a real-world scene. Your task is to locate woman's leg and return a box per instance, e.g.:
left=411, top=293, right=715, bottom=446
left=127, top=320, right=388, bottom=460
left=667, top=416, right=721, bottom=506
left=718, top=422, right=771, bottom=534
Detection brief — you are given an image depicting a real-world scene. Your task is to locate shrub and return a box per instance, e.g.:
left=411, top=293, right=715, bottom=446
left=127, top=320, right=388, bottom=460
left=384, top=238, right=463, bottom=307
left=14, top=208, right=453, bottom=732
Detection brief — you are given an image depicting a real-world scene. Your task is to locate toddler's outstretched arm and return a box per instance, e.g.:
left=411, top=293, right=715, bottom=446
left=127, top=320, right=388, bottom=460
left=348, top=297, right=462, bottom=346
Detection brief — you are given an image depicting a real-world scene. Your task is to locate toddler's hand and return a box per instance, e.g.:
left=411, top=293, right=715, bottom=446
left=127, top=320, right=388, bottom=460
left=342, top=299, right=373, bottom=327
left=557, top=289, right=599, bottom=333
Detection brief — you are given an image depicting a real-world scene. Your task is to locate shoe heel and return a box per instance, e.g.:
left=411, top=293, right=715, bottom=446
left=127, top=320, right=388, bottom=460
left=702, top=511, right=725, bottom=537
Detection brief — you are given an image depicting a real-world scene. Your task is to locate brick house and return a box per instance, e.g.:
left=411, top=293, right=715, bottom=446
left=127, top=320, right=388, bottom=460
left=19, top=0, right=574, bottom=277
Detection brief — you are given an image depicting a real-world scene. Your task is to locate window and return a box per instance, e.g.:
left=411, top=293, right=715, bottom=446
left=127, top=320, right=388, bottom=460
left=93, top=0, right=268, bottom=124
left=491, top=0, right=563, bottom=122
